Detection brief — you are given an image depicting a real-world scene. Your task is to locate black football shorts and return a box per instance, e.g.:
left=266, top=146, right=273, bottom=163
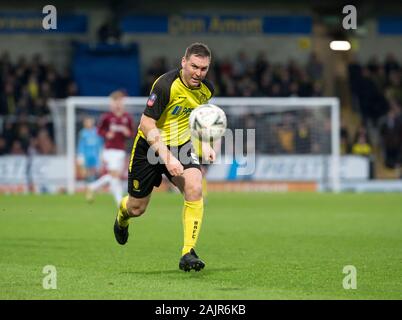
left=128, top=135, right=201, bottom=198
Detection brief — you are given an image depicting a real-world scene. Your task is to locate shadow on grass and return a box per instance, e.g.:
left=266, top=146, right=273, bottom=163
left=120, top=267, right=239, bottom=275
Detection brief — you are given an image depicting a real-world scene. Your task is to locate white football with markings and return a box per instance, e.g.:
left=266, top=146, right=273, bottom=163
left=189, top=104, right=227, bottom=142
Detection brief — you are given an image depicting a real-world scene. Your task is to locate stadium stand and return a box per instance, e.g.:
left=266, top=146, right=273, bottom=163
left=0, top=48, right=401, bottom=178
left=348, top=53, right=402, bottom=177
left=0, top=51, right=78, bottom=155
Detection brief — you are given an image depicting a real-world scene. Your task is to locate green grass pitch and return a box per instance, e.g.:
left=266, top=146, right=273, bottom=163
left=1, top=192, right=402, bottom=299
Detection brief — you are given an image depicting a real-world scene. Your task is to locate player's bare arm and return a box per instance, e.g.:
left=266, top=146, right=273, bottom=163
left=139, top=114, right=184, bottom=176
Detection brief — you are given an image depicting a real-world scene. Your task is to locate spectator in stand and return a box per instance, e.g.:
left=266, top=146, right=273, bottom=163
left=357, top=67, right=387, bottom=124
left=311, top=81, right=323, bottom=97
left=0, top=137, right=8, bottom=155
left=238, top=76, right=258, bottom=97
left=386, top=70, right=402, bottom=105
left=367, top=55, right=381, bottom=74
left=351, top=126, right=375, bottom=178
left=372, top=66, right=387, bottom=92
left=340, top=123, right=351, bottom=155
left=10, top=140, right=25, bottom=155
left=384, top=53, right=400, bottom=77
left=287, top=59, right=301, bottom=81
left=258, top=70, right=273, bottom=96
left=289, top=82, right=300, bottom=97
left=66, top=81, right=79, bottom=96
left=348, top=54, right=365, bottom=116
left=379, top=101, right=402, bottom=169
left=223, top=79, right=238, bottom=96
left=352, top=129, right=372, bottom=157
left=278, top=67, right=291, bottom=96
left=33, top=115, right=54, bottom=142
left=0, top=82, right=17, bottom=115
left=232, top=51, right=251, bottom=80
left=306, top=52, right=323, bottom=82
left=353, top=125, right=371, bottom=146
left=2, top=119, right=14, bottom=150
left=15, top=123, right=31, bottom=154
left=311, top=118, right=332, bottom=154
left=277, top=113, right=295, bottom=154
left=270, top=83, right=282, bottom=97
left=295, top=119, right=312, bottom=154
left=254, top=51, right=270, bottom=86
left=36, top=128, right=56, bottom=155
left=298, top=70, right=313, bottom=97
left=27, top=74, right=40, bottom=100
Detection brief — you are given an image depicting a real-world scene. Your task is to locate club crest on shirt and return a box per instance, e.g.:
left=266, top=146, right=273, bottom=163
left=133, top=179, right=140, bottom=190
left=199, top=93, right=208, bottom=104
left=147, top=93, right=157, bottom=107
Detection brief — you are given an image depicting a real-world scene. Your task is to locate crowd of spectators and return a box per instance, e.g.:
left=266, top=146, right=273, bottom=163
left=2, top=49, right=401, bottom=176
left=0, top=50, right=330, bottom=158
left=141, top=51, right=402, bottom=176
left=142, top=52, right=325, bottom=98
left=348, top=53, right=402, bottom=170
left=0, top=51, right=78, bottom=155
left=142, top=52, right=331, bottom=155
left=224, top=109, right=333, bottom=155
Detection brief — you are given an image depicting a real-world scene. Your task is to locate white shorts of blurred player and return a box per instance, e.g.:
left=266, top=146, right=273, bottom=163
left=102, top=148, right=126, bottom=173
left=88, top=148, right=126, bottom=206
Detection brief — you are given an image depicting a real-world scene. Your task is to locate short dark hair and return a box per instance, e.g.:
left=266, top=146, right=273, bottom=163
left=184, top=42, right=211, bottom=60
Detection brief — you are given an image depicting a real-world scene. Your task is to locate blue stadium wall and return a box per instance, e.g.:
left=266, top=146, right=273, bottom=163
left=72, top=42, right=140, bottom=96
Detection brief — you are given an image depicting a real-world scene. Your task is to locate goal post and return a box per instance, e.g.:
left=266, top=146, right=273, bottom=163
left=210, top=97, right=341, bottom=192
left=57, top=96, right=340, bottom=194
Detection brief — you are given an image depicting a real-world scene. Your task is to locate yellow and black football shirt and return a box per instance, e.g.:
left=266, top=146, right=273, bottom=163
left=139, top=68, right=214, bottom=147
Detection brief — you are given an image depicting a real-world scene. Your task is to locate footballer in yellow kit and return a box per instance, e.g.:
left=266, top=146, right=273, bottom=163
left=114, top=43, right=216, bottom=272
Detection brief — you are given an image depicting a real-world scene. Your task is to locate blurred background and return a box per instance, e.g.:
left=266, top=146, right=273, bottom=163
left=0, top=0, right=401, bottom=194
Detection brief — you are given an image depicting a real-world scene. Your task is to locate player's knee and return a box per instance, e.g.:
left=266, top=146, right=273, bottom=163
left=185, top=184, right=203, bottom=201
left=127, top=205, right=146, bottom=217
left=126, top=200, right=147, bottom=217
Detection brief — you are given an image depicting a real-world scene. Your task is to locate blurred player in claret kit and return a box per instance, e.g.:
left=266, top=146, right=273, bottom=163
left=114, top=43, right=215, bottom=272
left=86, top=90, right=134, bottom=206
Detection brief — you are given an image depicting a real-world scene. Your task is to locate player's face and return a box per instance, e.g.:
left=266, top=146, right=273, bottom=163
left=181, top=54, right=210, bottom=88
left=111, top=97, right=125, bottom=115
left=84, top=118, right=94, bottom=128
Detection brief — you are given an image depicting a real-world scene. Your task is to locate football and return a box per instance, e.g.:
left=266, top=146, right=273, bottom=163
left=189, top=104, right=227, bottom=141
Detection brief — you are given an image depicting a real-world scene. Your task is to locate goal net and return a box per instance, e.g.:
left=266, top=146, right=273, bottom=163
left=51, top=97, right=340, bottom=194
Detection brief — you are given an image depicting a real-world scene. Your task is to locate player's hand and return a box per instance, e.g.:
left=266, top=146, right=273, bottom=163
left=122, top=127, right=131, bottom=137
left=166, top=156, right=184, bottom=177
left=202, top=143, right=216, bottom=163
left=106, top=131, right=114, bottom=139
